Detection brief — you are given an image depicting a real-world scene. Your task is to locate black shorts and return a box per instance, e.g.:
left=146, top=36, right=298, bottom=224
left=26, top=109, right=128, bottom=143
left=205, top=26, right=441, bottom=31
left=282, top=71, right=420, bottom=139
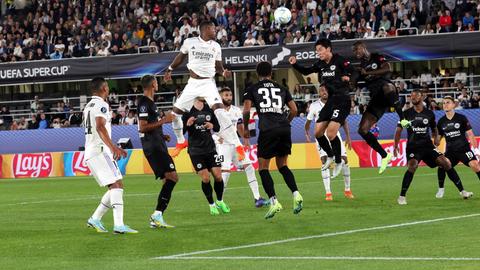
left=317, top=96, right=350, bottom=124
left=445, top=149, right=477, bottom=167
left=190, top=152, right=222, bottom=172
left=407, top=146, right=442, bottom=168
left=257, top=128, right=292, bottom=159
left=365, top=80, right=396, bottom=120
left=144, top=150, right=176, bottom=179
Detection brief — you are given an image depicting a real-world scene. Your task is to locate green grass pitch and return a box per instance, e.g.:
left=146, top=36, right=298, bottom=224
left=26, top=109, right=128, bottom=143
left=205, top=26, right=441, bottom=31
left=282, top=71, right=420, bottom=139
left=1, top=167, right=480, bottom=270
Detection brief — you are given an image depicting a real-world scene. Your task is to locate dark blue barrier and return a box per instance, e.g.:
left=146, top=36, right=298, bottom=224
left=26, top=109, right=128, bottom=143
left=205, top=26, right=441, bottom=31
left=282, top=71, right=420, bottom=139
left=1, top=109, right=480, bottom=154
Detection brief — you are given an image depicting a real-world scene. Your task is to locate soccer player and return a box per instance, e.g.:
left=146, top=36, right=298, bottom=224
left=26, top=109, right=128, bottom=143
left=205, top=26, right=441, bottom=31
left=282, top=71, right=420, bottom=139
left=137, top=75, right=177, bottom=228
left=305, top=85, right=354, bottom=201
left=84, top=77, right=137, bottom=234
left=394, top=89, right=472, bottom=205
left=243, top=61, right=303, bottom=219
left=435, top=96, right=478, bottom=199
left=164, top=20, right=245, bottom=161
left=215, top=87, right=268, bottom=207
left=352, top=41, right=410, bottom=174
left=289, top=38, right=354, bottom=178
left=182, top=98, right=231, bottom=215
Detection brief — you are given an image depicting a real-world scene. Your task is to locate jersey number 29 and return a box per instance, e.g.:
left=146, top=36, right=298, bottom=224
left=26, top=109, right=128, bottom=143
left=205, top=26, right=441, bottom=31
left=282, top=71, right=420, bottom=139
left=258, top=87, right=282, bottom=109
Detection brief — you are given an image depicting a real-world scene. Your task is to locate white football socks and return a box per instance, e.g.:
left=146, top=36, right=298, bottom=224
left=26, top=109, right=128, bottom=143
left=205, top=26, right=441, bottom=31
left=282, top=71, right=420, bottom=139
left=343, top=164, right=351, bottom=191
left=321, top=168, right=331, bottom=194
left=245, top=164, right=260, bottom=200
left=110, top=188, right=124, bottom=227
left=172, top=112, right=185, bottom=144
left=92, top=190, right=111, bottom=220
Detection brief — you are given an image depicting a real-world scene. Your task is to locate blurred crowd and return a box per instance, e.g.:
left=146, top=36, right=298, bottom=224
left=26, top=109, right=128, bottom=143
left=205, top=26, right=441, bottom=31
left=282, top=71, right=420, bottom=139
left=0, top=0, right=478, bottom=62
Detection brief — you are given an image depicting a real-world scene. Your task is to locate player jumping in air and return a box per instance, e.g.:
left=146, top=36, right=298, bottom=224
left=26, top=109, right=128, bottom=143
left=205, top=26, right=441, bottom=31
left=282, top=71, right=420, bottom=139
left=183, top=98, right=231, bottom=216
left=84, top=77, right=137, bottom=234
left=394, top=90, right=472, bottom=205
left=435, top=96, right=478, bottom=199
left=214, top=87, right=268, bottom=207
left=290, top=38, right=354, bottom=178
left=305, top=85, right=354, bottom=201
left=137, top=75, right=178, bottom=228
left=164, top=21, right=245, bottom=161
left=243, top=61, right=302, bottom=219
left=352, top=41, right=410, bottom=174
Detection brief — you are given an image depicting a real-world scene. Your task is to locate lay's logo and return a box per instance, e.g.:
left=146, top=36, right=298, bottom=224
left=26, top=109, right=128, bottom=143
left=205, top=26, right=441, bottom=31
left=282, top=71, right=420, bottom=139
left=72, top=151, right=90, bottom=175
left=13, top=153, right=53, bottom=178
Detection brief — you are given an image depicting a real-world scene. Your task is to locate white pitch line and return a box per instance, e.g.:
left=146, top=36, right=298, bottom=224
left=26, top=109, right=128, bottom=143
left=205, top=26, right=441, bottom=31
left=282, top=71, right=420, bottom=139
left=153, top=213, right=480, bottom=259
left=157, top=256, right=480, bottom=261
left=3, top=172, right=422, bottom=207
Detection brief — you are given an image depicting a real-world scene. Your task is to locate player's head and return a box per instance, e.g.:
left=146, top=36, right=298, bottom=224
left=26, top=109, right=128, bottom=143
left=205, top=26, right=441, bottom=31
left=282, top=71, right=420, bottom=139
left=90, top=77, right=109, bottom=98
left=352, top=41, right=368, bottom=59
left=141, top=74, right=158, bottom=92
left=410, top=89, right=424, bottom=106
left=219, top=87, right=233, bottom=106
left=442, top=96, right=456, bottom=112
left=200, top=20, right=216, bottom=40
left=256, top=61, right=272, bottom=78
left=318, top=84, right=328, bottom=101
left=315, top=38, right=332, bottom=61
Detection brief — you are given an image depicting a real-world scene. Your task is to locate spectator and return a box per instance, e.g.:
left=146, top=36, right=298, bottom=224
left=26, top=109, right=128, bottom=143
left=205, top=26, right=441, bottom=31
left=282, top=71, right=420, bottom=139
left=28, top=117, right=38, bottom=130
left=463, top=12, right=474, bottom=27
left=420, top=68, right=433, bottom=87
left=439, top=10, right=453, bottom=32
left=421, top=23, right=435, bottom=34
left=30, top=96, right=40, bottom=113
left=117, top=100, right=128, bottom=118
left=38, top=113, right=49, bottom=129
left=228, top=35, right=240, bottom=47
left=243, top=32, right=256, bottom=46
left=454, top=20, right=464, bottom=32
left=51, top=117, right=62, bottom=129
left=68, top=110, right=83, bottom=127
left=364, top=25, right=375, bottom=38
left=1, top=106, right=13, bottom=130
left=17, top=117, right=27, bottom=130
left=293, top=30, right=304, bottom=43
left=122, top=110, right=137, bottom=125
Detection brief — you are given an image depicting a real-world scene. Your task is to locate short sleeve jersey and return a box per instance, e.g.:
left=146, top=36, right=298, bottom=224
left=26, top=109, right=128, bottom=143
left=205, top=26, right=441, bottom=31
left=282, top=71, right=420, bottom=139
left=180, top=37, right=222, bottom=78
left=243, top=79, right=293, bottom=132
left=83, top=96, right=112, bottom=159
left=437, top=112, right=472, bottom=152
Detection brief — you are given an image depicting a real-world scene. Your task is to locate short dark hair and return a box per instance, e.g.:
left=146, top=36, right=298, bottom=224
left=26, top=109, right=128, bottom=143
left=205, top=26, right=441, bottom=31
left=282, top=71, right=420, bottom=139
left=443, top=96, right=455, bottom=102
left=219, top=87, right=232, bottom=94
left=200, top=20, right=214, bottom=31
left=256, top=61, right=272, bottom=77
left=141, top=75, right=156, bottom=89
left=315, top=38, right=331, bottom=49
left=90, top=77, right=106, bottom=93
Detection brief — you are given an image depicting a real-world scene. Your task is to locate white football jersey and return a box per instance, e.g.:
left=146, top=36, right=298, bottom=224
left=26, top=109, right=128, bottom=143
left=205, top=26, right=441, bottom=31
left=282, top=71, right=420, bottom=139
left=307, top=99, right=341, bottom=137
left=180, top=37, right=222, bottom=78
left=83, top=96, right=112, bottom=160
left=213, top=105, right=243, bottom=145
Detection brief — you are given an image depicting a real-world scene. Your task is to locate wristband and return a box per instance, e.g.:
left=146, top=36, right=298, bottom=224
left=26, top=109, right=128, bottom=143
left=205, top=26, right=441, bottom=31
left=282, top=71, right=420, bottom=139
left=167, top=66, right=173, bottom=71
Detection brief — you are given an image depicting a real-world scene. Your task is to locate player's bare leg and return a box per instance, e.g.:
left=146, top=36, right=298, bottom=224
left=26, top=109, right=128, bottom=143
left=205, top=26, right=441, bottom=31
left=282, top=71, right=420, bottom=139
left=358, top=112, right=392, bottom=174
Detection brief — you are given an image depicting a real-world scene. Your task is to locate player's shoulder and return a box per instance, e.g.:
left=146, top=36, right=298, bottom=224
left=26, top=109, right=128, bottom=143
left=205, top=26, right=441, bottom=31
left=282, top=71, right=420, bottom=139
left=230, top=105, right=241, bottom=113
left=309, top=100, right=323, bottom=109
left=372, top=52, right=386, bottom=61
left=437, top=114, right=447, bottom=123
left=455, top=112, right=467, bottom=120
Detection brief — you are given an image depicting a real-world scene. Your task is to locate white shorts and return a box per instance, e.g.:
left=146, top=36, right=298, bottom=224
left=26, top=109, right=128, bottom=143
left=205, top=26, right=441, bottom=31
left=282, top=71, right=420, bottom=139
left=316, top=136, right=347, bottom=158
left=86, top=152, right=123, bottom=187
left=174, top=77, right=222, bottom=112
left=216, top=143, right=251, bottom=170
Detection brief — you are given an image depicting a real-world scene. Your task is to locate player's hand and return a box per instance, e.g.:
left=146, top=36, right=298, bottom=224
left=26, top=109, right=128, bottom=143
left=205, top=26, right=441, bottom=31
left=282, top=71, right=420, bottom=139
left=204, top=122, right=214, bottom=129
left=223, top=69, right=232, bottom=78
left=164, top=70, right=172, bottom=81
left=161, top=112, right=175, bottom=123
left=186, top=117, right=196, bottom=126
left=218, top=137, right=224, bottom=144
left=163, top=135, right=171, bottom=142
left=288, top=56, right=297, bottom=65
left=345, top=138, right=352, bottom=150
left=305, top=132, right=311, bottom=142
left=341, top=76, right=350, bottom=82
left=112, top=146, right=127, bottom=160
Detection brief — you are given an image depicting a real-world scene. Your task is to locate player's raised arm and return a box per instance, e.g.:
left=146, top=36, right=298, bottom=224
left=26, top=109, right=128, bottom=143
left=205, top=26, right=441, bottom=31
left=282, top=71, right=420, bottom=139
left=289, top=55, right=320, bottom=75
left=96, top=117, right=126, bottom=160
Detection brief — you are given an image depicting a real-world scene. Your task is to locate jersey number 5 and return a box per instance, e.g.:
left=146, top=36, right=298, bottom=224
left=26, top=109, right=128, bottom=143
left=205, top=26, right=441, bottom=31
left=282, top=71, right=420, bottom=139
left=258, top=87, right=282, bottom=109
